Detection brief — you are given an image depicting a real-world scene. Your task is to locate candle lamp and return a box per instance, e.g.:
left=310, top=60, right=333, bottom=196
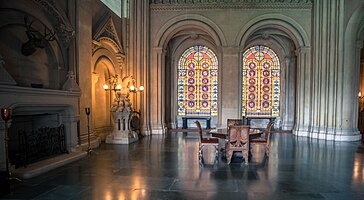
left=1, top=108, right=21, bottom=182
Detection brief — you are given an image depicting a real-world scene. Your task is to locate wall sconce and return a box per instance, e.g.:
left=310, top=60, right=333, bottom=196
left=359, top=91, right=364, bottom=99
left=102, top=75, right=144, bottom=112
left=103, top=75, right=122, bottom=92
left=129, top=85, right=144, bottom=93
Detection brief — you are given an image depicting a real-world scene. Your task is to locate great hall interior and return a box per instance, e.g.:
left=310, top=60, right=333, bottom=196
left=1, top=0, right=364, bottom=199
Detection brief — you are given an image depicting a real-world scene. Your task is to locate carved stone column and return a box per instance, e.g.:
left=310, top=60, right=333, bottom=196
left=76, top=0, right=93, bottom=145
left=148, top=47, right=167, bottom=134
left=293, top=46, right=312, bottom=136
left=281, top=55, right=296, bottom=130
left=128, top=0, right=151, bottom=135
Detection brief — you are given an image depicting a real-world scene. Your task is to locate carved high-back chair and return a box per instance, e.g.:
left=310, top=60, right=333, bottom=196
left=250, top=121, right=274, bottom=157
left=225, top=125, right=250, bottom=165
left=195, top=121, right=219, bottom=165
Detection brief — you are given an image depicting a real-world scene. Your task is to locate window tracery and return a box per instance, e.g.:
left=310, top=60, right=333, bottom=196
left=177, top=45, right=218, bottom=116
left=242, top=45, right=280, bottom=117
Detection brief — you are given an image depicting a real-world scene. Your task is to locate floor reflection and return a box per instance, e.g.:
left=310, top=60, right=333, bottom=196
left=1, top=132, right=364, bottom=200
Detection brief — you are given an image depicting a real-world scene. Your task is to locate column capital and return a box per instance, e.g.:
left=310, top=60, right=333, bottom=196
left=295, top=46, right=310, bottom=55
left=151, top=46, right=164, bottom=53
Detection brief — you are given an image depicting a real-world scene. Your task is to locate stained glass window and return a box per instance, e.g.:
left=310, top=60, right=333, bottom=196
left=177, top=45, right=218, bottom=116
left=242, top=45, right=280, bottom=117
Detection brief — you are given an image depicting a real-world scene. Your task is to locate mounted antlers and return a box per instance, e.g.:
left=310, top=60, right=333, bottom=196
left=21, top=17, right=56, bottom=56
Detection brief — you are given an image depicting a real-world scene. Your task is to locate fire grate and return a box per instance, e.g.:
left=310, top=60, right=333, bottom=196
left=16, top=124, right=67, bottom=167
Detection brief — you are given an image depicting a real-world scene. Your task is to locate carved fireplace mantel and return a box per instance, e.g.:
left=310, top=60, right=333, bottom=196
left=0, top=84, right=81, bottom=174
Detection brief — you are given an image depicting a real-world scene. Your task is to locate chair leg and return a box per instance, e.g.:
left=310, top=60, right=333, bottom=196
left=199, top=145, right=203, bottom=162
left=242, top=150, right=249, bottom=165
left=265, top=144, right=269, bottom=157
left=226, top=150, right=233, bottom=164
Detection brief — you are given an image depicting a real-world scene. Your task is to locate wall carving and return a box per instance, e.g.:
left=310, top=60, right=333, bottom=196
left=92, top=17, right=125, bottom=68
left=150, top=0, right=312, bottom=10
left=31, top=0, right=74, bottom=47
left=93, top=17, right=124, bottom=55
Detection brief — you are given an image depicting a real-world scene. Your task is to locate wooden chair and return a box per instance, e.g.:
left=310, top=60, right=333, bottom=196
left=250, top=121, right=274, bottom=157
left=225, top=125, right=250, bottom=165
left=195, top=121, right=219, bottom=165
left=129, top=110, right=142, bottom=138
left=227, top=118, right=245, bottom=128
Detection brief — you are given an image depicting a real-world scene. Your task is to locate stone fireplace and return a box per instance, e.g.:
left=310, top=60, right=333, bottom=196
left=0, top=85, right=81, bottom=173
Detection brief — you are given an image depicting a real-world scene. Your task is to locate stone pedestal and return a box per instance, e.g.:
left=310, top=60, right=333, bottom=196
left=106, top=111, right=138, bottom=144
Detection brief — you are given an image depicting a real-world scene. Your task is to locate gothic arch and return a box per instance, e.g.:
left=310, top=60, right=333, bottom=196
left=91, top=33, right=125, bottom=139
left=236, top=13, right=309, bottom=48
left=151, top=14, right=226, bottom=130
left=236, top=14, right=309, bottom=131
left=154, top=14, right=227, bottom=48
left=344, top=3, right=364, bottom=136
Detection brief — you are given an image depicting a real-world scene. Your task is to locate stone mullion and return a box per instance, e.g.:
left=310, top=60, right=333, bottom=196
left=219, top=47, right=240, bottom=128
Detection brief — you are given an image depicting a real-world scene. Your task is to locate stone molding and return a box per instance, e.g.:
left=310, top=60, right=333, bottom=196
left=31, top=0, right=74, bottom=47
left=93, top=16, right=124, bottom=54
left=92, top=17, right=125, bottom=68
left=150, top=1, right=312, bottom=11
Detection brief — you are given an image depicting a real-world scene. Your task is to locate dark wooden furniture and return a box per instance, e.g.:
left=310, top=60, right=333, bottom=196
left=129, top=110, right=142, bottom=138
left=250, top=121, right=274, bottom=157
left=225, top=125, right=250, bottom=165
left=209, top=128, right=263, bottom=139
left=195, top=121, right=219, bottom=165
left=183, top=116, right=211, bottom=129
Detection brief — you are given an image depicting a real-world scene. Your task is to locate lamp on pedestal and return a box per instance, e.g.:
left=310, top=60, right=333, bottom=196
left=1, top=108, right=21, bottom=182
left=103, top=75, right=122, bottom=129
left=103, top=75, right=144, bottom=144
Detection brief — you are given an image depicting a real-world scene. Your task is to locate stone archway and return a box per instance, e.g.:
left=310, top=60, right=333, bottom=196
left=91, top=39, right=124, bottom=140
left=237, top=13, right=310, bottom=135
left=151, top=14, right=226, bottom=132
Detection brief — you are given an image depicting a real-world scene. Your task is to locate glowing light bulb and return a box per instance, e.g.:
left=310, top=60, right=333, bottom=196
left=116, top=84, right=122, bottom=90
left=139, top=86, right=144, bottom=91
left=129, top=85, right=135, bottom=91
left=103, top=84, right=109, bottom=90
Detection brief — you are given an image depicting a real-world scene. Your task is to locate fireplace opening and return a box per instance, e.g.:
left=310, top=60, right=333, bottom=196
left=8, top=113, right=68, bottom=168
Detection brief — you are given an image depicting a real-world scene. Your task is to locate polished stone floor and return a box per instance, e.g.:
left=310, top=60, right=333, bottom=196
left=1, top=132, right=364, bottom=200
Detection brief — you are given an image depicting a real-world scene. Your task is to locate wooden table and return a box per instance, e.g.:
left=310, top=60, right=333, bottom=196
left=209, top=128, right=263, bottom=140
left=209, top=128, right=264, bottom=160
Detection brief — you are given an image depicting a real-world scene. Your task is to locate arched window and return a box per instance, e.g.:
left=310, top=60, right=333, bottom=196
left=242, top=45, right=280, bottom=117
left=177, top=45, right=218, bottom=116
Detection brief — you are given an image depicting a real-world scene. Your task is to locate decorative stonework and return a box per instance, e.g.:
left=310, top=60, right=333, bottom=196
left=93, top=17, right=124, bottom=54
left=31, top=0, right=75, bottom=47
left=62, top=71, right=81, bottom=92
left=150, top=0, right=312, bottom=10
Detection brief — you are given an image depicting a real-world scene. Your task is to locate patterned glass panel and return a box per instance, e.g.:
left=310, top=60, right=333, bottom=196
left=242, top=45, right=280, bottom=117
left=177, top=45, right=218, bottom=116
